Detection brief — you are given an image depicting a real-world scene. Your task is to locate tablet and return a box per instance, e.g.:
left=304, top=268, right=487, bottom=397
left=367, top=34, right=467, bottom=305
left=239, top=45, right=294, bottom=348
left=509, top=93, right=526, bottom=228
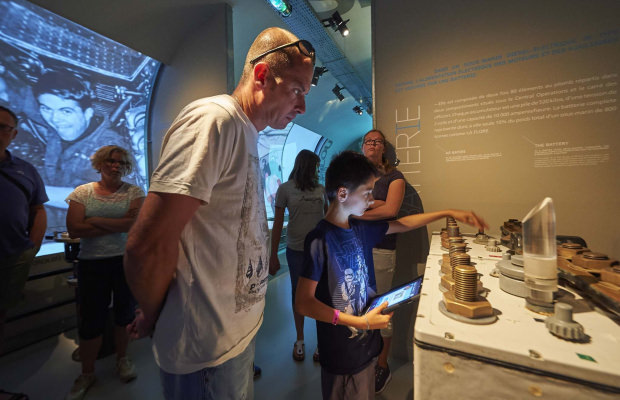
left=365, top=275, right=424, bottom=314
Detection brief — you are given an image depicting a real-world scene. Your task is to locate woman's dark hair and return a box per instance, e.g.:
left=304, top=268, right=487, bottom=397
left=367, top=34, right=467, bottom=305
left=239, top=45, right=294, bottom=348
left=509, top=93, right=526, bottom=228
left=289, top=149, right=320, bottom=191
left=325, top=151, right=379, bottom=201
left=363, top=129, right=394, bottom=173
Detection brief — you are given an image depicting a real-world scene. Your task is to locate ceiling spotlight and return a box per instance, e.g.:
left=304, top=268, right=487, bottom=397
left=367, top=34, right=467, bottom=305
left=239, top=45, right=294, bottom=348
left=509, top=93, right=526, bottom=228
left=311, top=66, right=328, bottom=86
left=366, top=106, right=372, bottom=116
left=268, top=0, right=292, bottom=17
left=322, top=11, right=350, bottom=37
left=353, top=106, right=363, bottom=115
left=332, top=84, right=345, bottom=101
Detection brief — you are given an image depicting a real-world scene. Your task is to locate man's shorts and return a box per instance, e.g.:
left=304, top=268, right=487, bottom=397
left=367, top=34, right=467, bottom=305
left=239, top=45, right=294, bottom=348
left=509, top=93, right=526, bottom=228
left=0, top=246, right=38, bottom=310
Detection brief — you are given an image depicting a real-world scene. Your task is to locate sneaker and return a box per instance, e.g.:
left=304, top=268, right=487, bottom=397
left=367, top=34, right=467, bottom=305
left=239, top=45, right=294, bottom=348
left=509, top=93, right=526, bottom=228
left=115, top=357, right=137, bottom=383
left=375, top=364, right=392, bottom=394
left=293, top=340, right=305, bottom=361
left=313, top=348, right=319, bottom=362
left=66, top=373, right=96, bottom=400
left=253, top=364, right=262, bottom=379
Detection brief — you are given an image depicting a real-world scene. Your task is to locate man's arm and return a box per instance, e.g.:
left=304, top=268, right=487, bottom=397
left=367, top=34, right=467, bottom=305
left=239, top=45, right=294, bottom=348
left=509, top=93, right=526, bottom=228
left=87, top=197, right=145, bottom=233
left=295, top=277, right=391, bottom=330
left=387, top=209, right=488, bottom=235
left=124, top=192, right=201, bottom=336
left=28, top=204, right=47, bottom=248
left=269, top=206, right=285, bottom=275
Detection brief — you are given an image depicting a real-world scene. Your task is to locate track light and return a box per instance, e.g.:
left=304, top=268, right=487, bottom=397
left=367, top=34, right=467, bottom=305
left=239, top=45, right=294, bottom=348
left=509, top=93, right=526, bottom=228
left=332, top=84, right=345, bottom=101
left=322, top=11, right=350, bottom=37
left=311, top=66, right=328, bottom=86
left=353, top=106, right=363, bottom=115
left=268, top=0, right=292, bottom=17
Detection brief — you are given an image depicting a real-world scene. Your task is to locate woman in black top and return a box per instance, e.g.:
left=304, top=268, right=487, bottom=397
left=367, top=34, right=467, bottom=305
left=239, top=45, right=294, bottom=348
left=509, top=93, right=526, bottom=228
left=358, top=129, right=405, bottom=394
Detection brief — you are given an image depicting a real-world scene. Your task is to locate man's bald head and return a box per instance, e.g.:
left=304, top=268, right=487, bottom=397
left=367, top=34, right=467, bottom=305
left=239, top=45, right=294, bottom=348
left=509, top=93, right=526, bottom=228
left=240, top=27, right=311, bottom=83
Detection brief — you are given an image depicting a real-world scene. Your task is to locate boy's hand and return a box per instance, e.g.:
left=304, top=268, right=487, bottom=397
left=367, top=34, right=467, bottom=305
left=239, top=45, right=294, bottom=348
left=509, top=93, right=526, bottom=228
left=451, top=210, right=489, bottom=231
left=364, top=301, right=393, bottom=329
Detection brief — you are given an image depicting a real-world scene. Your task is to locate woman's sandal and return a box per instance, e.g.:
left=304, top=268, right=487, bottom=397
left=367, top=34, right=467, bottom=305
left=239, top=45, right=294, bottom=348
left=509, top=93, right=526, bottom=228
left=293, top=340, right=305, bottom=361
left=313, top=347, right=319, bottom=362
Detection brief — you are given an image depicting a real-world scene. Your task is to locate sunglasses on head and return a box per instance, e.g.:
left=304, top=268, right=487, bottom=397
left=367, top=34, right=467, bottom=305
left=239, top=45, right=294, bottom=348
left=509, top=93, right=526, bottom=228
left=249, top=39, right=316, bottom=65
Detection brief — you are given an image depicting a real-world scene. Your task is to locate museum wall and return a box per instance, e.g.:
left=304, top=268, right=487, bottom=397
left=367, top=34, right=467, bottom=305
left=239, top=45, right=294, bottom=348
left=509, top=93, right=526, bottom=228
left=373, top=0, right=619, bottom=259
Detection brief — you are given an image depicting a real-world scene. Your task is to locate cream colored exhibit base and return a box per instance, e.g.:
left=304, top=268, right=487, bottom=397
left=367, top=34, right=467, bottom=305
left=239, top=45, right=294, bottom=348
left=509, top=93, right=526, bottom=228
left=413, top=233, right=620, bottom=399
left=413, top=346, right=618, bottom=400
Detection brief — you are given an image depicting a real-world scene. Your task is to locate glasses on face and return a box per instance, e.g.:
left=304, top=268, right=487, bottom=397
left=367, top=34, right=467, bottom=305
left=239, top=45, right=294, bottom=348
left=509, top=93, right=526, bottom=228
left=104, top=158, right=129, bottom=167
left=249, top=39, right=316, bottom=66
left=0, top=123, right=16, bottom=133
left=363, top=139, right=384, bottom=146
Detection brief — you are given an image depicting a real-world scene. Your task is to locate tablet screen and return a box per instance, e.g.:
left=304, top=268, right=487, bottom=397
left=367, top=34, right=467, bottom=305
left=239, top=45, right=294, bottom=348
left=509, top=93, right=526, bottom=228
left=365, top=276, right=423, bottom=314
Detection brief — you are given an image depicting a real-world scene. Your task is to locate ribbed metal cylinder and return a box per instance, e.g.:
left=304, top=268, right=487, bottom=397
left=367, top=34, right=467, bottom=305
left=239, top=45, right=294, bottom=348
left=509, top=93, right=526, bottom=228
left=448, top=237, right=465, bottom=247
left=450, top=253, right=471, bottom=276
left=453, top=265, right=477, bottom=302
left=447, top=226, right=460, bottom=237
left=449, top=242, right=468, bottom=256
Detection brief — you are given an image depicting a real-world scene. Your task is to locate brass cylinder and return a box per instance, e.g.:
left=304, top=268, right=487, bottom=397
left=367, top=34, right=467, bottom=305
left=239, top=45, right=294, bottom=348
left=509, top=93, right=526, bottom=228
left=453, top=265, right=477, bottom=302
left=448, top=237, right=465, bottom=246
left=447, top=226, right=460, bottom=238
left=450, top=253, right=470, bottom=268
left=449, top=242, right=468, bottom=256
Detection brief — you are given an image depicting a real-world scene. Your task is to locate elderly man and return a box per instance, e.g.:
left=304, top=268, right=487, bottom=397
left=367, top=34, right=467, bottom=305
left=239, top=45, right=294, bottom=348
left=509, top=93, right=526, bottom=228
left=0, top=105, right=48, bottom=350
left=124, top=27, right=314, bottom=399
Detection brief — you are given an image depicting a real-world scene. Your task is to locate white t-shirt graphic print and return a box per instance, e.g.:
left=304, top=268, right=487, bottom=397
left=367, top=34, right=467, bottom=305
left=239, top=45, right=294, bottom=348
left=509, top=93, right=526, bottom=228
left=149, top=95, right=268, bottom=374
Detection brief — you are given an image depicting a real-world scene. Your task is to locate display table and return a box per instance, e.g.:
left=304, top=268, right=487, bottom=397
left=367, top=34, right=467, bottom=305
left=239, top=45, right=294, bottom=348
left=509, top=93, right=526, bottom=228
left=413, top=233, right=620, bottom=399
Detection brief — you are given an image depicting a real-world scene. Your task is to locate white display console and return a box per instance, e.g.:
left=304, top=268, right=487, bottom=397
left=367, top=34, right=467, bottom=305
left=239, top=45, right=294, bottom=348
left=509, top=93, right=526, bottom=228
left=413, top=233, right=620, bottom=399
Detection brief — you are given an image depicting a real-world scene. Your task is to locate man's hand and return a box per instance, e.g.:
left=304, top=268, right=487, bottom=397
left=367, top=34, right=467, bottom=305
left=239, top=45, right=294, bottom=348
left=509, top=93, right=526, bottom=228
left=269, top=254, right=281, bottom=276
left=126, top=308, right=155, bottom=340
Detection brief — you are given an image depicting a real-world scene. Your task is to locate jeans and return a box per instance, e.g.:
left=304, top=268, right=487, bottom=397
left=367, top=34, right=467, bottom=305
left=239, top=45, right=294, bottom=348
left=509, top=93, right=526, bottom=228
left=160, top=336, right=256, bottom=400
left=0, top=246, right=38, bottom=310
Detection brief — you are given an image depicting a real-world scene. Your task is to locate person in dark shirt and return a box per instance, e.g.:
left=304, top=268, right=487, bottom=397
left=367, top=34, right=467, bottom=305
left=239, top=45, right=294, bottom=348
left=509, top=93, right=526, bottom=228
left=0, top=105, right=48, bottom=350
left=296, top=151, right=487, bottom=399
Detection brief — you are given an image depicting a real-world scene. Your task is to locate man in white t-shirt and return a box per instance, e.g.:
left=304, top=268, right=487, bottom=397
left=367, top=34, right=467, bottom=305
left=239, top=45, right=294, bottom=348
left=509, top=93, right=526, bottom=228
left=124, top=27, right=315, bottom=399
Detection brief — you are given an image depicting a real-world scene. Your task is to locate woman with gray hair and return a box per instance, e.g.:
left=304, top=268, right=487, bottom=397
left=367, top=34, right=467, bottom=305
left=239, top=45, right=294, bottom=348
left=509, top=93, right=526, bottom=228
left=64, top=145, right=144, bottom=400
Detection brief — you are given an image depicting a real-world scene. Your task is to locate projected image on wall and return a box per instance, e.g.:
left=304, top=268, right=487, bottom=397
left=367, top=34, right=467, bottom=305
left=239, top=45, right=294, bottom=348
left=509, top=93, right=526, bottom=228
left=0, top=0, right=159, bottom=232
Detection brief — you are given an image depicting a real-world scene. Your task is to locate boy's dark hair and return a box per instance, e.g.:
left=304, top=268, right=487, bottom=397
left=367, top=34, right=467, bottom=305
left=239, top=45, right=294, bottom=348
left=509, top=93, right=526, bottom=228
left=0, top=105, right=18, bottom=125
left=33, top=70, right=93, bottom=110
left=325, top=151, right=379, bottom=201
left=289, top=149, right=320, bottom=191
